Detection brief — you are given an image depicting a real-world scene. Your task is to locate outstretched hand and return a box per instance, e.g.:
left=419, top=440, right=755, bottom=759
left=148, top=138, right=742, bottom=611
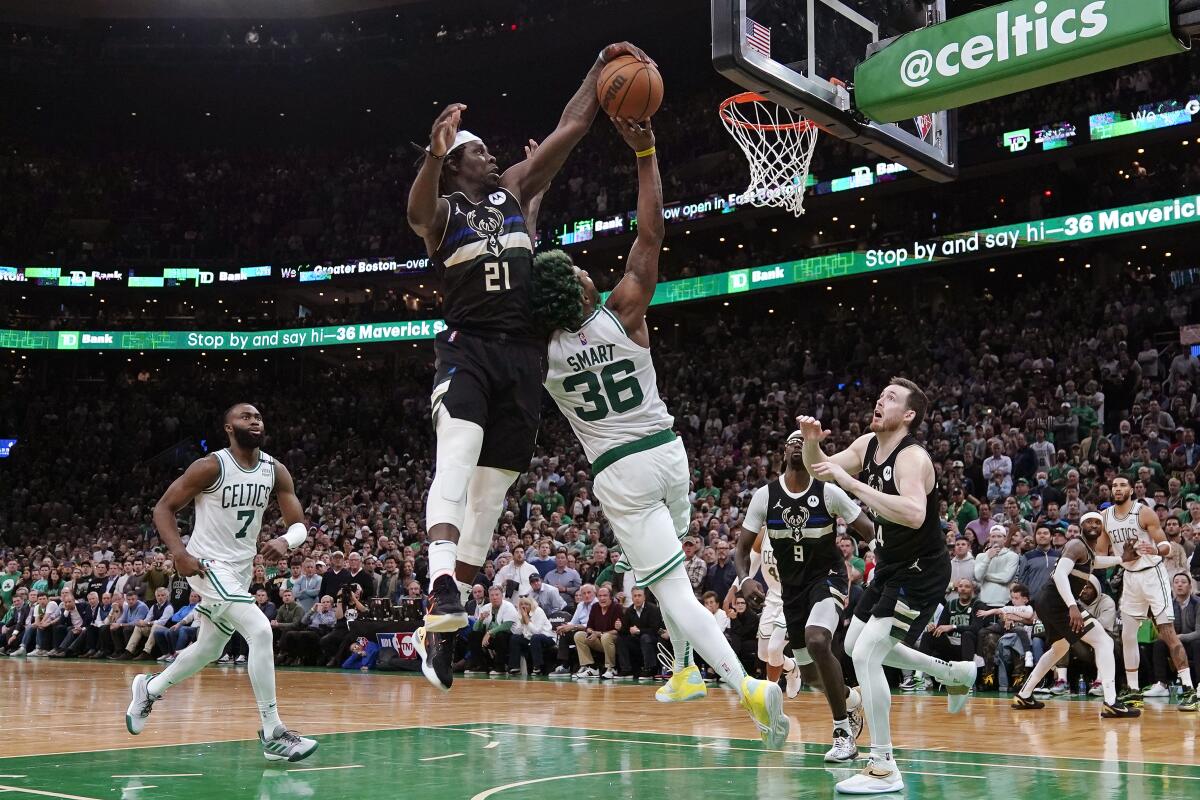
left=429, top=103, right=466, bottom=158
left=601, top=41, right=655, bottom=66
left=795, top=415, right=829, bottom=443
left=610, top=116, right=654, bottom=151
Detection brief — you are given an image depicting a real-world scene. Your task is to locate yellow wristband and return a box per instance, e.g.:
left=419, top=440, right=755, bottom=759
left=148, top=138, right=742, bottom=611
left=635, top=146, right=656, bottom=158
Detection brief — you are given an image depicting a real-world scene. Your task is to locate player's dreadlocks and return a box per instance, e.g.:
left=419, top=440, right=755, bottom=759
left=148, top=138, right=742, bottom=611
left=531, top=249, right=586, bottom=336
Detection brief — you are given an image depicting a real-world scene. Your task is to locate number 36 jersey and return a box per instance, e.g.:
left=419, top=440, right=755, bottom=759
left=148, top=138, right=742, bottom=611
left=188, top=448, right=276, bottom=572
left=545, top=306, right=674, bottom=464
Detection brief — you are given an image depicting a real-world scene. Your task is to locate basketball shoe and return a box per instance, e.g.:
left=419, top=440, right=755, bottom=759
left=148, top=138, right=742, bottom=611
left=824, top=725, right=858, bottom=763
left=944, top=661, right=977, bottom=714
left=784, top=660, right=803, bottom=699
left=423, top=574, right=467, bottom=633
left=259, top=725, right=319, bottom=762
left=1101, top=699, right=1142, bottom=718
left=835, top=754, right=904, bottom=794
left=124, top=674, right=159, bottom=735
left=655, top=665, right=707, bottom=703
left=740, top=676, right=790, bottom=750
left=414, top=626, right=453, bottom=692
left=1011, top=694, right=1045, bottom=710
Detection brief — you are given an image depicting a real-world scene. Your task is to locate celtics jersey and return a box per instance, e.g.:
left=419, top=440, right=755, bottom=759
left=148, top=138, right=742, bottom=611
left=759, top=535, right=782, bottom=596
left=742, top=476, right=862, bottom=586
left=1102, top=501, right=1160, bottom=572
left=545, top=305, right=674, bottom=464
left=188, top=448, right=276, bottom=571
left=433, top=187, right=535, bottom=337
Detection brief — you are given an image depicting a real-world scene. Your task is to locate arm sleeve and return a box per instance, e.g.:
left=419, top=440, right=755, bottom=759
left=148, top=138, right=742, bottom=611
left=823, top=482, right=863, bottom=523
left=1092, top=555, right=1122, bottom=569
left=1051, top=554, right=1078, bottom=607
left=741, top=486, right=770, bottom=532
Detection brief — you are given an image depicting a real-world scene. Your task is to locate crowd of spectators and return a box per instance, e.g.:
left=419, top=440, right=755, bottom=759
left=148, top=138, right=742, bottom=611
left=2, top=260, right=1199, bottom=692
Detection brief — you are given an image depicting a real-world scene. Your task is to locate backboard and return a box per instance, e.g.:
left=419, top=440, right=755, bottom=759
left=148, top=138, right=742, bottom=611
left=712, top=0, right=958, bottom=181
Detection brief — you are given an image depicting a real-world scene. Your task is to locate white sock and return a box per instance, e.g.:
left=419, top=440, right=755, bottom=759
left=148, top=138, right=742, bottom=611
left=833, top=717, right=849, bottom=734
left=1125, top=670, right=1141, bottom=691
left=1056, top=667, right=1068, bottom=683
left=259, top=700, right=284, bottom=737
left=457, top=579, right=472, bottom=606
left=873, top=745, right=894, bottom=762
left=427, top=540, right=458, bottom=589
left=1180, top=669, right=1195, bottom=689
left=782, top=655, right=796, bottom=673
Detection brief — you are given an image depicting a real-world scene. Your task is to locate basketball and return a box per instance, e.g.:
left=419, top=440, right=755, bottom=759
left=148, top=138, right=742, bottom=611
left=597, top=55, right=663, bottom=120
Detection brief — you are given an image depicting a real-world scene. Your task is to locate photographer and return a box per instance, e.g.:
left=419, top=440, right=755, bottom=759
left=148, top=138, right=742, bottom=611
left=320, top=584, right=367, bottom=667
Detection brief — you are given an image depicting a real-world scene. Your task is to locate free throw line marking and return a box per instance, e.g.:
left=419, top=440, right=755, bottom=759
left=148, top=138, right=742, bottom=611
left=284, top=765, right=364, bottom=773
left=419, top=753, right=464, bottom=762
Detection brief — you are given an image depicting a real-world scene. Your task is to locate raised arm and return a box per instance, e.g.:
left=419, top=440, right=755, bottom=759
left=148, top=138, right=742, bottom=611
left=797, top=417, right=869, bottom=475
left=153, top=456, right=220, bottom=578
left=605, top=117, right=662, bottom=341
left=500, top=42, right=652, bottom=211
left=406, top=103, right=463, bottom=247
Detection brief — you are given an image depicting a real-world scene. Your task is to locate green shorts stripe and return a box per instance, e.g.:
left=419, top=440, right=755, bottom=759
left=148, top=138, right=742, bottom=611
left=196, top=605, right=235, bottom=636
left=591, top=429, right=677, bottom=477
left=204, top=565, right=254, bottom=603
left=637, top=550, right=686, bottom=588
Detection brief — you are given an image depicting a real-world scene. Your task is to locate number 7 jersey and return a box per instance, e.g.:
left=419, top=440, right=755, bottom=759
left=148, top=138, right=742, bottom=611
left=187, top=448, right=277, bottom=572
left=545, top=306, right=674, bottom=464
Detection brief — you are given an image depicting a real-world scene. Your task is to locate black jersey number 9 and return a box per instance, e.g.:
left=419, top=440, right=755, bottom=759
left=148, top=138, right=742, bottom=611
left=562, top=359, right=644, bottom=422
left=484, top=260, right=511, bottom=292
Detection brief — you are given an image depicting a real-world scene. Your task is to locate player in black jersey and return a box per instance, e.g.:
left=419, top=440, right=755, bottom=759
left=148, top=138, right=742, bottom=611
left=734, top=432, right=875, bottom=762
left=799, top=378, right=976, bottom=795
left=1011, top=512, right=1139, bottom=717
left=405, top=42, right=652, bottom=692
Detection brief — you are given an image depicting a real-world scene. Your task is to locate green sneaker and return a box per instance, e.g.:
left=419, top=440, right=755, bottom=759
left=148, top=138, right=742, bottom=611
left=1178, top=688, right=1198, bottom=712
left=1116, top=688, right=1144, bottom=707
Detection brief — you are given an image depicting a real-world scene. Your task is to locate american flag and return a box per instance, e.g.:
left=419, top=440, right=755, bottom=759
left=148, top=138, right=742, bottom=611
left=746, top=18, right=771, bottom=59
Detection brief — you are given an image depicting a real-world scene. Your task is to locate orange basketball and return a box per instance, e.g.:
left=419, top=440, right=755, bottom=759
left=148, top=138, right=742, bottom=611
left=597, top=55, right=663, bottom=121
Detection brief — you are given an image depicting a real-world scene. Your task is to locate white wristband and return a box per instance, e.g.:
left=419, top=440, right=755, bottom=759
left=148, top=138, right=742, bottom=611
left=282, top=523, right=308, bottom=549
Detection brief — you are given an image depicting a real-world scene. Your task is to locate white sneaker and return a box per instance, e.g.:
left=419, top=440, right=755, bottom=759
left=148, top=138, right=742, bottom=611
left=824, top=726, right=859, bottom=763
left=488, top=670, right=501, bottom=676
left=835, top=755, right=904, bottom=794
left=1088, top=681, right=1105, bottom=697
left=945, top=661, right=977, bottom=714
left=260, top=725, right=319, bottom=763
left=124, top=674, right=158, bottom=735
left=217, top=654, right=231, bottom=664
left=10, top=647, right=26, bottom=657
left=1144, top=682, right=1170, bottom=698
left=156, top=654, right=171, bottom=663
left=1049, top=678, right=1069, bottom=696
left=574, top=667, right=599, bottom=679
left=30, top=649, right=47, bottom=657
left=549, top=665, right=571, bottom=678
left=601, top=668, right=616, bottom=680
left=785, top=661, right=803, bottom=699
left=235, top=655, right=247, bottom=665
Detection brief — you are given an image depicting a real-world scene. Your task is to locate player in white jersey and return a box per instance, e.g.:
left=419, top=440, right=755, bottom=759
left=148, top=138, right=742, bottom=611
left=536, top=116, right=789, bottom=749
left=752, top=534, right=800, bottom=693
left=124, top=403, right=320, bottom=759
left=1106, top=476, right=1197, bottom=710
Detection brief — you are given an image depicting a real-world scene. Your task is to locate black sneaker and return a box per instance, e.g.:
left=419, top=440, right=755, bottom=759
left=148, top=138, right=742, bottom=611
left=413, top=626, right=453, bottom=692
left=423, top=574, right=467, bottom=633
left=1011, top=694, right=1045, bottom=710
left=1101, top=699, right=1142, bottom=718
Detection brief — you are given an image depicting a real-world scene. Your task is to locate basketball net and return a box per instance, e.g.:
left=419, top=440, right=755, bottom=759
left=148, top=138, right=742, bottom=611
left=719, top=92, right=819, bottom=218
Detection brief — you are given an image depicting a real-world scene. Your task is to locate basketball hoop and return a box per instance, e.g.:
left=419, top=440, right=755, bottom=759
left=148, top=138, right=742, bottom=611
left=719, top=92, right=820, bottom=218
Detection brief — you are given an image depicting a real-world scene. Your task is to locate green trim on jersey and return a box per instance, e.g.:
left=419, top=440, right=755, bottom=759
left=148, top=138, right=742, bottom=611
left=565, top=308, right=602, bottom=334
left=202, top=453, right=225, bottom=494
left=591, top=429, right=676, bottom=477
left=228, top=449, right=268, bottom=474
left=600, top=306, right=627, bottom=337
left=203, top=565, right=254, bottom=603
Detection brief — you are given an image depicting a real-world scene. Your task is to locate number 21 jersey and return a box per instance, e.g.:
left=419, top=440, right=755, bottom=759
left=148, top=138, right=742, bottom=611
left=433, top=187, right=535, bottom=338
left=545, top=306, right=674, bottom=463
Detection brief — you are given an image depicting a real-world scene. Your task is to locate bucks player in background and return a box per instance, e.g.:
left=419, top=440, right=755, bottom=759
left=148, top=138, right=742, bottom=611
left=535, top=116, right=789, bottom=749
left=799, top=382, right=976, bottom=795
left=1106, top=477, right=1198, bottom=710
left=405, top=42, right=652, bottom=692
left=1011, top=512, right=1140, bottom=717
left=124, top=403, right=317, bottom=762
left=735, top=431, right=874, bottom=762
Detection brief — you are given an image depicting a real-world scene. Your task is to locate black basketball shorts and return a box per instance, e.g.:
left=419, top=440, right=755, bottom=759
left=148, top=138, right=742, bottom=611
left=853, top=554, right=950, bottom=647
left=782, top=571, right=851, bottom=644
left=431, top=328, right=546, bottom=474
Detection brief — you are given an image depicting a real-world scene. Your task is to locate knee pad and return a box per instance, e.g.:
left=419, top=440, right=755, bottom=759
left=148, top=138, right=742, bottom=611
left=427, top=415, right=485, bottom=531
left=458, top=467, right=518, bottom=566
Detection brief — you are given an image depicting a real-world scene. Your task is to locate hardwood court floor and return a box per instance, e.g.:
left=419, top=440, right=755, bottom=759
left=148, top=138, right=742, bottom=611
left=1, top=660, right=1197, bottom=799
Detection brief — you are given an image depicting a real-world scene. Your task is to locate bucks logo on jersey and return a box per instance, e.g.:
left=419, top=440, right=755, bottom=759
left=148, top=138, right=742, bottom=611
left=466, top=205, right=504, bottom=257
left=781, top=504, right=811, bottom=541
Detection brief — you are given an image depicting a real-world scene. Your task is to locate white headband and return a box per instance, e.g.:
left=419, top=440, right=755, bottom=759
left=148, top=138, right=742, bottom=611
left=1080, top=512, right=1104, bottom=526
left=428, top=130, right=482, bottom=156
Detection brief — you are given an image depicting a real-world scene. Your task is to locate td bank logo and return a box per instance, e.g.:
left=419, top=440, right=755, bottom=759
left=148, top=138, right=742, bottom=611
left=899, top=0, right=1109, bottom=89
left=727, top=270, right=750, bottom=293
left=57, top=331, right=79, bottom=350
left=1003, top=129, right=1031, bottom=152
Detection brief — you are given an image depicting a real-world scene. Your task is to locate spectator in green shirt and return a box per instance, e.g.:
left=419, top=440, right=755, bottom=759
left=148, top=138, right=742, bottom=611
left=693, top=475, right=721, bottom=508
left=0, top=559, right=20, bottom=610
left=948, top=487, right=979, bottom=532
left=538, top=483, right=566, bottom=515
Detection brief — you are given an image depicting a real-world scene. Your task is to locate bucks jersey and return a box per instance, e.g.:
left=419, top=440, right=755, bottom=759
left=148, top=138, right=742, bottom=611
left=741, top=476, right=862, bottom=587
left=433, top=187, right=535, bottom=338
left=859, top=434, right=944, bottom=566
left=188, top=448, right=276, bottom=571
left=1102, top=501, right=1160, bottom=572
left=545, top=305, right=674, bottom=464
